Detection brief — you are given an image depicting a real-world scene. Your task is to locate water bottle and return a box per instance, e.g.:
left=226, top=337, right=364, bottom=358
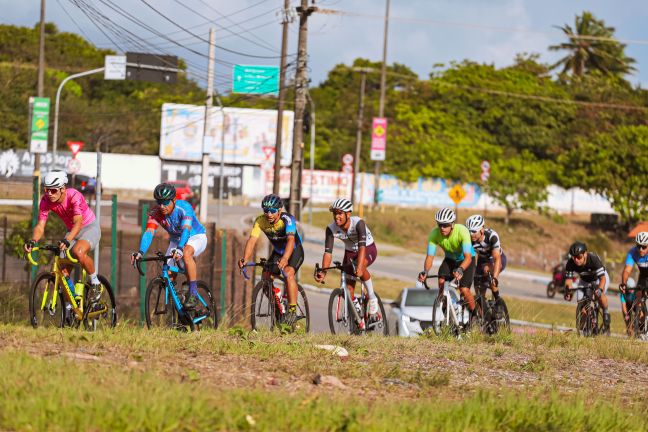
left=272, top=286, right=285, bottom=314
left=74, top=281, right=85, bottom=307
left=61, top=270, right=76, bottom=296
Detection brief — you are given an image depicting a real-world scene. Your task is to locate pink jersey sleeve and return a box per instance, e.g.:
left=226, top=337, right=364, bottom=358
left=68, top=189, right=95, bottom=226
left=38, top=196, right=50, bottom=222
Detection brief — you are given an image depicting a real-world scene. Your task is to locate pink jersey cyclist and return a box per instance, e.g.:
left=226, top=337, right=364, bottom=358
left=38, top=188, right=95, bottom=230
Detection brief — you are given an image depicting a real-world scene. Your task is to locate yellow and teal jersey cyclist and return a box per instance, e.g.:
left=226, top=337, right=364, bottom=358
left=418, top=207, right=477, bottom=313
left=238, top=194, right=304, bottom=325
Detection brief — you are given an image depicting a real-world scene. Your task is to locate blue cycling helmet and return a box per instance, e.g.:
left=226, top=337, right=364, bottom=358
left=261, top=194, right=283, bottom=210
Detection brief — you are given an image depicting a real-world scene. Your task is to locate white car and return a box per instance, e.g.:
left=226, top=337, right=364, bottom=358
left=390, top=287, right=462, bottom=337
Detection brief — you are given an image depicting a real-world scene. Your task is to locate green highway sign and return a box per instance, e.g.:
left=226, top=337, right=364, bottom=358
left=232, top=64, right=279, bottom=95
left=29, top=97, right=50, bottom=154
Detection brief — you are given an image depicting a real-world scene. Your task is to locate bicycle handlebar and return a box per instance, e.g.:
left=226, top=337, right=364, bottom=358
left=239, top=258, right=288, bottom=280
left=25, top=245, right=77, bottom=266
left=314, top=261, right=359, bottom=285
left=133, top=252, right=176, bottom=276
left=418, top=274, right=440, bottom=290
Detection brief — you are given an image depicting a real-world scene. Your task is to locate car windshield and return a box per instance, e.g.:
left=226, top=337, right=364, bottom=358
left=405, top=290, right=438, bottom=307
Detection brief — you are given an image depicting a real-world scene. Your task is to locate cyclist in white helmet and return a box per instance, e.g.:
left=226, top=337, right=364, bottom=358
left=314, top=198, right=381, bottom=323
left=619, top=232, right=648, bottom=335
left=418, top=207, right=476, bottom=314
left=465, top=214, right=506, bottom=299
left=24, top=171, right=104, bottom=301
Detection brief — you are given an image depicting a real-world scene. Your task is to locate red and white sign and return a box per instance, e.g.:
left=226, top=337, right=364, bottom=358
left=480, top=172, right=490, bottom=182
left=370, top=117, right=387, bottom=161
left=342, top=153, right=354, bottom=166
left=480, top=160, right=490, bottom=182
left=67, top=141, right=84, bottom=158
left=342, top=165, right=353, bottom=174
left=67, top=158, right=81, bottom=174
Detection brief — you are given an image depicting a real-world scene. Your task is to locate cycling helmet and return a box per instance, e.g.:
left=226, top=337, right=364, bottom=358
left=636, top=232, right=648, bottom=246
left=261, top=194, right=283, bottom=210
left=330, top=198, right=353, bottom=213
left=465, top=214, right=485, bottom=231
left=435, top=208, right=456, bottom=224
left=153, top=183, right=176, bottom=201
left=569, top=241, right=587, bottom=256
left=42, top=171, right=68, bottom=188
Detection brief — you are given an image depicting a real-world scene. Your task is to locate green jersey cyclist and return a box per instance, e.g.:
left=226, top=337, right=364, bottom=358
left=418, top=208, right=476, bottom=314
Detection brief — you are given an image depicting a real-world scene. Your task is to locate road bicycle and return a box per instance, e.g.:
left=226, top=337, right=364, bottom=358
left=241, top=257, right=310, bottom=333
left=623, top=284, right=648, bottom=340
left=421, top=275, right=475, bottom=338
left=27, top=244, right=117, bottom=330
left=316, top=261, right=388, bottom=336
left=473, top=271, right=510, bottom=335
left=135, top=252, right=217, bottom=331
left=566, top=281, right=608, bottom=337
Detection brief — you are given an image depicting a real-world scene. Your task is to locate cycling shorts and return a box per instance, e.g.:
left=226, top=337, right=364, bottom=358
left=342, top=243, right=378, bottom=275
left=68, top=218, right=101, bottom=251
left=439, top=257, right=476, bottom=289
left=574, top=271, right=609, bottom=302
left=165, top=233, right=208, bottom=267
left=475, top=253, right=507, bottom=275
left=269, top=243, right=304, bottom=273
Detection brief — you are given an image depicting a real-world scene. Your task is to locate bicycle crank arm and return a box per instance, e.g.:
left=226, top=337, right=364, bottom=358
left=86, top=305, right=108, bottom=319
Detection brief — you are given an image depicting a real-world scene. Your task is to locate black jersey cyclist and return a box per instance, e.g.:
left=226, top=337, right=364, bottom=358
left=238, top=194, right=304, bottom=324
left=465, top=214, right=506, bottom=299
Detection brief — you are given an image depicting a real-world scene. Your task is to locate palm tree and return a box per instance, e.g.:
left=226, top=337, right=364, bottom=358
left=550, top=11, right=636, bottom=77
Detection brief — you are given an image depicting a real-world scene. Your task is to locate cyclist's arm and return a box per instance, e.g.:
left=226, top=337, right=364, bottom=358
left=280, top=214, right=298, bottom=263
left=66, top=215, right=84, bottom=244
left=491, top=248, right=502, bottom=279
left=423, top=231, right=437, bottom=275
left=242, top=236, right=258, bottom=263
left=138, top=217, right=159, bottom=255
left=355, top=220, right=369, bottom=275
left=621, top=264, right=633, bottom=286
left=458, top=229, right=473, bottom=271
left=31, top=219, right=47, bottom=243
left=590, top=254, right=606, bottom=291
left=564, top=260, right=575, bottom=291
left=281, top=235, right=295, bottom=263
left=598, top=273, right=607, bottom=292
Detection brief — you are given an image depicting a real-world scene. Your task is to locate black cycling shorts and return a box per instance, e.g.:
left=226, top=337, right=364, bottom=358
left=269, top=243, right=304, bottom=273
left=475, top=253, right=507, bottom=275
left=438, top=257, right=476, bottom=289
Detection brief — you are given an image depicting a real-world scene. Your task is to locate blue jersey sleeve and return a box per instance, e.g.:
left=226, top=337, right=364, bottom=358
left=282, top=214, right=297, bottom=236
left=176, top=203, right=193, bottom=248
left=625, top=250, right=636, bottom=266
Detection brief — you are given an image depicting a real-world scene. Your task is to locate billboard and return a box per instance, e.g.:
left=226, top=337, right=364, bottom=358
left=159, top=103, right=293, bottom=165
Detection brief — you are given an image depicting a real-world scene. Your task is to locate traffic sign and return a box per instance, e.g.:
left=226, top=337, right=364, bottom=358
left=342, top=153, right=354, bottom=165
left=481, top=160, right=490, bottom=171
left=67, top=141, right=84, bottom=157
left=29, top=97, right=50, bottom=154
left=341, top=165, right=353, bottom=174
left=232, top=65, right=279, bottom=95
left=371, top=117, right=387, bottom=161
left=67, top=158, right=81, bottom=174
left=481, top=172, right=490, bottom=182
left=448, top=184, right=467, bottom=205
left=104, top=55, right=126, bottom=80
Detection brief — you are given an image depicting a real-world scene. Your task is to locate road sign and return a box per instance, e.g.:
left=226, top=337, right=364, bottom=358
left=104, top=55, right=126, bottom=80
left=341, top=165, right=353, bottom=174
left=371, top=117, right=387, bottom=161
left=481, top=160, right=490, bottom=171
left=481, top=172, right=490, bottom=182
left=448, top=184, right=467, bottom=205
left=67, top=141, right=84, bottom=157
left=126, top=52, right=178, bottom=84
left=232, top=65, right=279, bottom=95
left=67, top=158, right=81, bottom=174
left=29, top=97, right=50, bottom=154
left=342, top=153, right=354, bottom=165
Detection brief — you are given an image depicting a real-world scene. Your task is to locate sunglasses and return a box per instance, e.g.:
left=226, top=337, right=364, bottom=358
left=157, top=199, right=172, bottom=206
left=263, top=207, right=279, bottom=214
left=44, top=188, right=61, bottom=195
left=638, top=244, right=648, bottom=251
left=573, top=253, right=585, bottom=260
left=438, top=223, right=453, bottom=229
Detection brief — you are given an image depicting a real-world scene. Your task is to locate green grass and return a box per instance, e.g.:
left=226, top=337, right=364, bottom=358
left=1, top=324, right=648, bottom=431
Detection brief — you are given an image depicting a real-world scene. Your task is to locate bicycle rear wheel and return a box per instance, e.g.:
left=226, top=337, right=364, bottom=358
left=83, top=275, right=117, bottom=331
left=292, top=284, right=310, bottom=334
left=145, top=277, right=178, bottom=329
left=29, top=273, right=65, bottom=328
left=251, top=281, right=276, bottom=331
left=328, top=288, right=352, bottom=335
left=493, top=297, right=511, bottom=334
left=632, top=301, right=648, bottom=340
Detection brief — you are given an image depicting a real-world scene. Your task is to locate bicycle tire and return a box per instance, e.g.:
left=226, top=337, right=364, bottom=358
left=251, top=281, right=276, bottom=331
left=29, top=272, right=65, bottom=329
left=576, top=301, right=594, bottom=337
left=632, top=300, right=648, bottom=340
left=546, top=282, right=556, bottom=298
left=83, top=274, right=117, bottom=331
left=474, top=295, right=489, bottom=334
left=145, top=277, right=178, bottom=329
left=328, top=288, right=352, bottom=335
left=194, top=281, right=218, bottom=330
left=494, top=297, right=511, bottom=333
left=293, top=284, right=310, bottom=334
left=431, top=294, right=454, bottom=336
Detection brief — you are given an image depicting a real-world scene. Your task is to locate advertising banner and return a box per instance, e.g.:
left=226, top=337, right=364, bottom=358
left=159, top=103, right=293, bottom=165
left=161, top=161, right=243, bottom=196
left=370, top=117, right=387, bottom=161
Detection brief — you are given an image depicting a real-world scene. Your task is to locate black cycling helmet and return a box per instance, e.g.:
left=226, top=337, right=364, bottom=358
left=569, top=241, right=587, bottom=257
left=261, top=194, right=282, bottom=210
left=153, top=183, right=176, bottom=201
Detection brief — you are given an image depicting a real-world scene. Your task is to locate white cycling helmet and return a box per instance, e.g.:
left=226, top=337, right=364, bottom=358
left=466, top=214, right=485, bottom=232
left=330, top=198, right=353, bottom=213
left=43, top=171, right=68, bottom=188
left=636, top=232, right=648, bottom=246
left=435, top=207, right=456, bottom=224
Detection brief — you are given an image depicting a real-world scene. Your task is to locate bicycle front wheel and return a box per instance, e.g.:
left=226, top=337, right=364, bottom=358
left=293, top=284, right=310, bottom=334
left=83, top=275, right=117, bottom=331
left=576, top=301, right=595, bottom=337
left=328, top=288, right=352, bottom=335
left=145, top=277, right=177, bottom=329
left=29, top=272, right=65, bottom=328
left=431, top=294, right=453, bottom=336
left=493, top=297, right=510, bottom=333
left=632, top=300, right=648, bottom=340
left=251, top=281, right=276, bottom=331
left=194, top=281, right=218, bottom=330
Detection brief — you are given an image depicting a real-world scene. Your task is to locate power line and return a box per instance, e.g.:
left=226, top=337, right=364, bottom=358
left=56, top=0, right=96, bottom=44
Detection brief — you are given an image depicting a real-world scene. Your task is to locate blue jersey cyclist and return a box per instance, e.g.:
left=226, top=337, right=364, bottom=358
left=131, top=183, right=207, bottom=309
left=238, top=194, right=304, bottom=325
left=418, top=208, right=477, bottom=314
left=619, top=232, right=648, bottom=335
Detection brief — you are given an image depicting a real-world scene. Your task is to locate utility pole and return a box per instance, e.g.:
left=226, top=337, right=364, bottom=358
left=35, top=0, right=46, bottom=184
left=351, top=68, right=369, bottom=206
left=273, top=0, right=291, bottom=195
left=199, top=28, right=216, bottom=223
left=374, top=0, right=390, bottom=206
left=288, top=0, right=316, bottom=220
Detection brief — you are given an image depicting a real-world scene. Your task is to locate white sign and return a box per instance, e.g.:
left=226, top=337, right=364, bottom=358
left=342, top=153, right=354, bottom=165
left=104, top=55, right=126, bottom=80
left=481, top=160, right=490, bottom=171
left=160, top=103, right=294, bottom=165
left=480, top=172, right=490, bottom=182
left=67, top=158, right=81, bottom=174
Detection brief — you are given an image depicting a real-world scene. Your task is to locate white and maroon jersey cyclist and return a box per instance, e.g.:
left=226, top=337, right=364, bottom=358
left=324, top=215, right=375, bottom=253
left=472, top=229, right=503, bottom=261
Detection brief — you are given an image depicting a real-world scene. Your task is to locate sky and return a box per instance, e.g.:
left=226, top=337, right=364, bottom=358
left=3, top=0, right=648, bottom=92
